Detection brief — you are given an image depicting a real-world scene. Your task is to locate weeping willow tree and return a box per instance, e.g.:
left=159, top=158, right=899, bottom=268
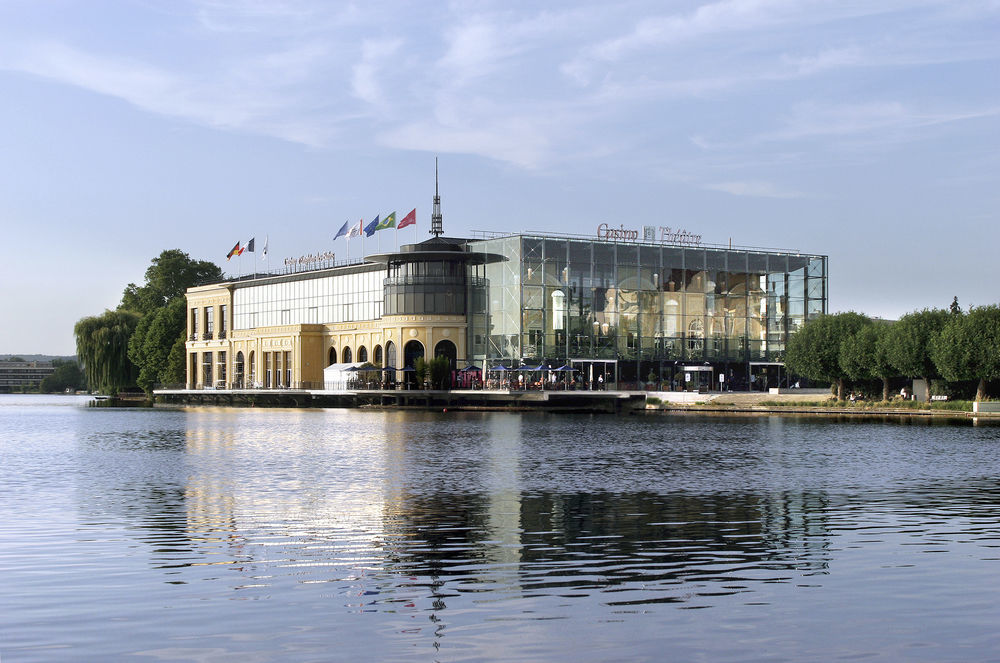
left=75, top=310, right=140, bottom=395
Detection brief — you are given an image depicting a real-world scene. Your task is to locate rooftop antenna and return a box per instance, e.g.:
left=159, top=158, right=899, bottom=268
left=430, top=157, right=443, bottom=237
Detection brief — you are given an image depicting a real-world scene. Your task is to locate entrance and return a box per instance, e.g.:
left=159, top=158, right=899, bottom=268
left=569, top=359, right=617, bottom=390
left=404, top=340, right=424, bottom=389
left=749, top=362, right=784, bottom=392
left=682, top=365, right=714, bottom=392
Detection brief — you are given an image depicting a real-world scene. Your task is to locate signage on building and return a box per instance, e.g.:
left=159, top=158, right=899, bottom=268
left=284, top=251, right=336, bottom=268
left=598, top=223, right=702, bottom=246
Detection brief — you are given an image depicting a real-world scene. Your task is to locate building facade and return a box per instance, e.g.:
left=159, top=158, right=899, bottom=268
left=185, top=227, right=826, bottom=391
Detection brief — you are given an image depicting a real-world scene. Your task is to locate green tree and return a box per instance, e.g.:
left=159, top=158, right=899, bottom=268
left=414, top=357, right=429, bottom=388
left=120, top=249, right=222, bottom=315
left=39, top=359, right=87, bottom=393
left=128, top=298, right=187, bottom=393
left=839, top=321, right=895, bottom=401
left=121, top=250, right=222, bottom=394
left=163, top=330, right=188, bottom=385
left=931, top=305, right=1000, bottom=401
left=785, top=312, right=869, bottom=400
left=74, top=309, right=141, bottom=395
left=429, top=356, right=452, bottom=389
left=883, top=308, right=950, bottom=401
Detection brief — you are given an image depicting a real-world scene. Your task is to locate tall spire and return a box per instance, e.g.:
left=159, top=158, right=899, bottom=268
left=430, top=157, right=443, bottom=237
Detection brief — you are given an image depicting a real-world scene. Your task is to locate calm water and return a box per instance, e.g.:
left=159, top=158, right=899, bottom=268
left=3, top=395, right=1000, bottom=662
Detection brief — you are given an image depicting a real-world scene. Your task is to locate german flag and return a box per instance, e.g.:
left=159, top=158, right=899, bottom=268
left=226, top=242, right=241, bottom=261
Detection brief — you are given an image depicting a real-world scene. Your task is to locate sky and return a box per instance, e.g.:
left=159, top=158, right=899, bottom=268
left=1, top=0, right=998, bottom=355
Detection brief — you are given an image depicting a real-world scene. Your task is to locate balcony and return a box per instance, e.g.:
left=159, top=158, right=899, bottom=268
left=189, top=333, right=199, bottom=341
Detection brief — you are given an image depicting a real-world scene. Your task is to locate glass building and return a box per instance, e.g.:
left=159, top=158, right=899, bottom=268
left=466, top=233, right=827, bottom=390
left=185, top=229, right=826, bottom=391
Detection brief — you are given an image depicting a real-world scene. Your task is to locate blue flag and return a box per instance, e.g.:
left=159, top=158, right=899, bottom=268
left=364, top=215, right=379, bottom=237
left=333, top=220, right=349, bottom=241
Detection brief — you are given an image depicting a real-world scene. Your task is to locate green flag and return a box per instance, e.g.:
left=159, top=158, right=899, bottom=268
left=375, top=212, right=396, bottom=231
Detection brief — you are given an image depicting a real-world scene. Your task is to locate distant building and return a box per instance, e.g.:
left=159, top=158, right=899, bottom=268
left=0, top=361, right=55, bottom=391
left=184, top=179, right=827, bottom=391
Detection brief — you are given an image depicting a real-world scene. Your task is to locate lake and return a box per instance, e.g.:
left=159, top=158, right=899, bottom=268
left=2, top=394, right=1000, bottom=662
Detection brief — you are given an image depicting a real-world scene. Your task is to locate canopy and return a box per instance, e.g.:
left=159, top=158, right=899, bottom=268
left=460, top=365, right=482, bottom=372
left=552, top=365, right=577, bottom=372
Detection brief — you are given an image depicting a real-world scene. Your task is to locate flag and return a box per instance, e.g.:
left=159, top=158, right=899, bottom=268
left=364, top=215, right=379, bottom=237
left=398, top=208, right=416, bottom=230
left=244, top=237, right=255, bottom=253
left=333, top=220, right=349, bottom=241
left=262, top=235, right=269, bottom=259
left=375, top=212, right=396, bottom=231
left=348, top=219, right=363, bottom=239
left=226, top=242, right=241, bottom=260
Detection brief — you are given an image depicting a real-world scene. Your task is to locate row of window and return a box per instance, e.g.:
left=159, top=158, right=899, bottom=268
left=190, top=305, right=228, bottom=340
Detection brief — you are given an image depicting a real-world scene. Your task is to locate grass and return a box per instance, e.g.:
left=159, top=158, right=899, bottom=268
left=754, top=398, right=976, bottom=412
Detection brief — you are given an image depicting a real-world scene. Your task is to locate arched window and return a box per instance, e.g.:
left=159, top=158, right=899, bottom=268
left=235, top=351, right=245, bottom=388
left=373, top=345, right=383, bottom=366
left=342, top=347, right=353, bottom=363
left=328, top=347, right=337, bottom=366
left=385, top=341, right=397, bottom=368
left=434, top=340, right=457, bottom=370
left=357, top=346, right=368, bottom=363
left=403, top=340, right=424, bottom=368
left=687, top=318, right=704, bottom=353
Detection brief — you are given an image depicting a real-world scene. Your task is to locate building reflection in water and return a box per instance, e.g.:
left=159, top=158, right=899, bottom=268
left=89, top=410, right=1000, bottom=619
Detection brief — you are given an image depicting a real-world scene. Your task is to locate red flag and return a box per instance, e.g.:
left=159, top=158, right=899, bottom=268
left=398, top=208, right=416, bottom=230
left=226, top=242, right=241, bottom=260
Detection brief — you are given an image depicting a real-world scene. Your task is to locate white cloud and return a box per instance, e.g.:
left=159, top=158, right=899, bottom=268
left=705, top=180, right=805, bottom=198
left=351, top=38, right=403, bottom=105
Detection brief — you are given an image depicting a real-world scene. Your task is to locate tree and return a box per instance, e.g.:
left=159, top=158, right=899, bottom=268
left=74, top=310, right=141, bottom=395
left=414, top=357, right=429, bottom=388
left=121, top=250, right=222, bottom=393
left=128, top=298, right=187, bottom=393
left=931, top=305, right=1000, bottom=401
left=39, top=359, right=87, bottom=393
left=429, top=356, right=452, bottom=390
left=839, top=321, right=895, bottom=401
left=785, top=312, right=869, bottom=400
left=950, top=296, right=962, bottom=316
left=120, top=249, right=222, bottom=315
left=883, top=308, right=950, bottom=401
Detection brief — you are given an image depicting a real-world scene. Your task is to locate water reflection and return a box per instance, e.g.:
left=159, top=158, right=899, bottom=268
left=4, top=398, right=999, bottom=660
left=78, top=410, right=998, bottom=614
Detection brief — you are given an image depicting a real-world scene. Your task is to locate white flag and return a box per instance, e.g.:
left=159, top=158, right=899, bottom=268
left=261, top=235, right=269, bottom=259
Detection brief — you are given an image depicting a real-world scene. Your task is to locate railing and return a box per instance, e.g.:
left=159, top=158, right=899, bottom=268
left=468, top=229, right=810, bottom=256
left=384, top=275, right=486, bottom=287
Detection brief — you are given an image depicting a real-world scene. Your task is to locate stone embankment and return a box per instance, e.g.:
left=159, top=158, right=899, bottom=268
left=645, top=390, right=996, bottom=418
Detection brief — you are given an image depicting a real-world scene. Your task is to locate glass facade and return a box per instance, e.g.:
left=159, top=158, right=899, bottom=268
left=187, top=231, right=827, bottom=391
left=468, top=235, right=826, bottom=384
left=233, top=267, right=383, bottom=330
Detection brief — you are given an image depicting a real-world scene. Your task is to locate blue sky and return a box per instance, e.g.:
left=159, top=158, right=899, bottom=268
left=1, top=0, right=997, bottom=355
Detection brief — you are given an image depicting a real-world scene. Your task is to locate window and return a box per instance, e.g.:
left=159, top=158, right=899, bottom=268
left=220, top=305, right=227, bottom=338
left=217, top=351, right=227, bottom=386
left=202, top=352, right=213, bottom=387
left=284, top=351, right=292, bottom=387
left=191, top=308, right=199, bottom=340
left=205, top=307, right=214, bottom=339
left=235, top=351, right=244, bottom=388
